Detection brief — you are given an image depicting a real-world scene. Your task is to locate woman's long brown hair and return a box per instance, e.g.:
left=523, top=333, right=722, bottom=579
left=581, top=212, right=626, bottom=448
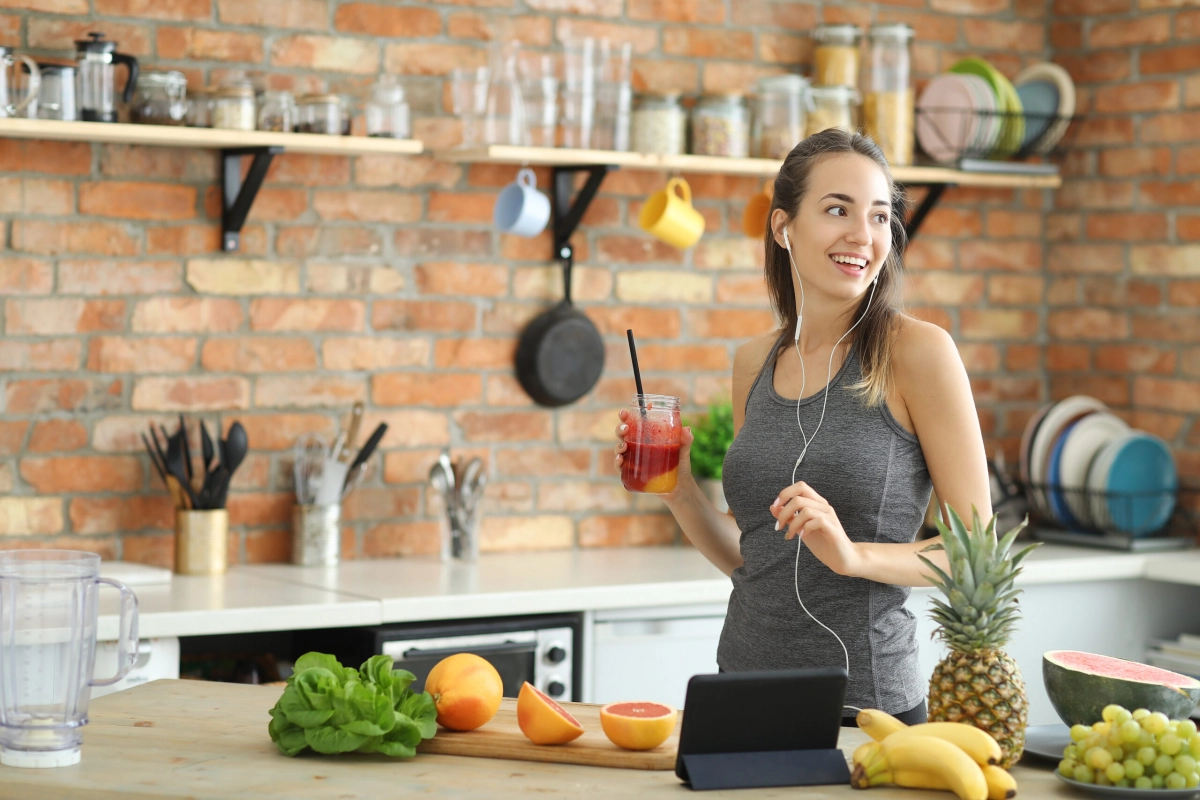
left=764, top=128, right=908, bottom=407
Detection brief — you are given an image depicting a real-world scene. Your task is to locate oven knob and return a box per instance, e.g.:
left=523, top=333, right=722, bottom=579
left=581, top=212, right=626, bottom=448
left=546, top=679, right=566, bottom=698
left=544, top=644, right=567, bottom=665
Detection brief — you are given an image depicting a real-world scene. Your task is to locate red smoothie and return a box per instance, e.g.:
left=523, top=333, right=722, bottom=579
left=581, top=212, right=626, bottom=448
left=622, top=440, right=682, bottom=493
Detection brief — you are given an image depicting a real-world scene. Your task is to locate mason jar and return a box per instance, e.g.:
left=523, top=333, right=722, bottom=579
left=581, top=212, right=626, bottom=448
left=864, top=23, right=915, bottom=165
left=807, top=85, right=858, bottom=138
left=212, top=80, right=255, bottom=131
left=631, top=92, right=686, bottom=155
left=185, top=87, right=212, bottom=127
left=812, top=23, right=862, bottom=88
left=621, top=395, right=682, bottom=495
left=752, top=74, right=809, bottom=159
left=364, top=76, right=410, bottom=139
left=690, top=93, right=749, bottom=158
left=296, top=94, right=342, bottom=135
left=257, top=90, right=296, bottom=133
left=129, top=70, right=187, bottom=125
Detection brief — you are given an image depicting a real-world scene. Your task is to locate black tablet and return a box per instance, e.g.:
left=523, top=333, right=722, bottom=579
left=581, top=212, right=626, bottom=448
left=674, top=667, right=851, bottom=791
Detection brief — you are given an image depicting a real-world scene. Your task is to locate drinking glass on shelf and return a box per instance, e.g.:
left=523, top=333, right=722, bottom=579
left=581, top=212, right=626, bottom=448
left=450, top=65, right=489, bottom=148
left=518, top=52, right=558, bottom=148
left=482, top=41, right=529, bottom=146
left=561, top=34, right=597, bottom=149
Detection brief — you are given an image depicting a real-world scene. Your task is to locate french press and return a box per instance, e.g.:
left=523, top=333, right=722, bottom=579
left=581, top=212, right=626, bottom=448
left=74, top=32, right=138, bottom=123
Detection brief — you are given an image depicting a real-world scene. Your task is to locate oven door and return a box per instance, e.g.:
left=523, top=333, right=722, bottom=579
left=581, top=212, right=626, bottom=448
left=382, top=631, right=537, bottom=699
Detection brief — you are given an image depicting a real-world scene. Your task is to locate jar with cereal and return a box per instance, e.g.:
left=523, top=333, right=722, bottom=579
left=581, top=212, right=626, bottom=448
left=864, top=23, right=914, bottom=165
left=212, top=78, right=255, bottom=131
left=752, top=74, right=809, bottom=160
left=812, top=24, right=862, bottom=88
left=690, top=93, right=749, bottom=158
left=632, top=92, right=686, bottom=156
left=806, top=85, right=858, bottom=138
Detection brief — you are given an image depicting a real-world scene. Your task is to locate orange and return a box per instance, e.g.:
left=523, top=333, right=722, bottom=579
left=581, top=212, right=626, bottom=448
left=642, top=467, right=678, bottom=494
left=424, top=653, right=503, bottom=732
left=599, top=701, right=678, bottom=751
left=516, top=681, right=584, bottom=745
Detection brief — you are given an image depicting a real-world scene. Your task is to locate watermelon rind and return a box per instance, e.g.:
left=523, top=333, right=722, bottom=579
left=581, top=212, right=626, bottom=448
left=1043, top=650, right=1200, bottom=726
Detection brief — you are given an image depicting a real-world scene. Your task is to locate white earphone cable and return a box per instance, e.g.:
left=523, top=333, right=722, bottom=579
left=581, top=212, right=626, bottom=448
left=783, top=229, right=876, bottom=716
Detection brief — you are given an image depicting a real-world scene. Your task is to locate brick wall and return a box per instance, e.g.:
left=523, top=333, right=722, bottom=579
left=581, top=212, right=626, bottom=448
left=0, top=0, right=1192, bottom=566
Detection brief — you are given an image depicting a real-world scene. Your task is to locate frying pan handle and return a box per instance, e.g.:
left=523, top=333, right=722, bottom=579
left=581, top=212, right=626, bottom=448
left=560, top=255, right=573, bottom=305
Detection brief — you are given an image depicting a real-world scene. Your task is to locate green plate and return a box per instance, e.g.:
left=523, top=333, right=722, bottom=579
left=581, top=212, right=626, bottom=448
left=950, top=57, right=1024, bottom=158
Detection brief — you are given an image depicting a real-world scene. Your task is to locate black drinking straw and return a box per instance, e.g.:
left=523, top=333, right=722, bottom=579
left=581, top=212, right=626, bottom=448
left=626, top=329, right=646, bottom=415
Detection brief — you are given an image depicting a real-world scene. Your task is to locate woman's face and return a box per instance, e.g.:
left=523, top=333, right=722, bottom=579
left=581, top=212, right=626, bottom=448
left=773, top=152, right=893, bottom=303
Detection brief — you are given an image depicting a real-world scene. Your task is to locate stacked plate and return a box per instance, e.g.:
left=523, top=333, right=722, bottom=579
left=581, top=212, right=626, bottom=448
left=916, top=58, right=1074, bottom=163
left=1020, top=396, right=1178, bottom=537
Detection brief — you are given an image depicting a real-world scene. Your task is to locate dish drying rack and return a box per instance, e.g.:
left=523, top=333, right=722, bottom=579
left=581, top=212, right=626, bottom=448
left=913, top=107, right=1082, bottom=169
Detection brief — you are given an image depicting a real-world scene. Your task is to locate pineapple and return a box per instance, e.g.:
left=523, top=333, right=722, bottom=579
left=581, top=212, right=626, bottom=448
left=919, top=506, right=1040, bottom=769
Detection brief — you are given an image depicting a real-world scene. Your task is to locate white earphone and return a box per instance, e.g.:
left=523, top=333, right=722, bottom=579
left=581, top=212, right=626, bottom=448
left=780, top=225, right=878, bottom=712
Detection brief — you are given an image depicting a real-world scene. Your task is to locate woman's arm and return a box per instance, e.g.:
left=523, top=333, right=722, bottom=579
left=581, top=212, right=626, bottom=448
left=770, top=319, right=992, bottom=587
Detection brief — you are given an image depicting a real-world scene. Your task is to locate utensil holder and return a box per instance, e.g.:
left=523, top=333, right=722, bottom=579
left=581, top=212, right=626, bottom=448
left=175, top=509, right=228, bottom=575
left=439, top=507, right=480, bottom=563
left=292, top=504, right=341, bottom=567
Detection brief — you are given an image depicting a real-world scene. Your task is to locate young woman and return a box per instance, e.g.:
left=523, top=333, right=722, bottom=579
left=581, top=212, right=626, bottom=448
left=613, top=129, right=992, bottom=724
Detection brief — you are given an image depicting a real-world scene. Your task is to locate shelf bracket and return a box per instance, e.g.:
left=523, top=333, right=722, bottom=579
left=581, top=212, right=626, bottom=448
left=552, top=164, right=613, bottom=292
left=221, top=146, right=282, bottom=252
left=901, top=182, right=951, bottom=246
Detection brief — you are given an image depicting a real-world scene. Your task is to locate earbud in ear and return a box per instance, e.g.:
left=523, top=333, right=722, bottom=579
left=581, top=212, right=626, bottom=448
left=782, top=229, right=791, bottom=251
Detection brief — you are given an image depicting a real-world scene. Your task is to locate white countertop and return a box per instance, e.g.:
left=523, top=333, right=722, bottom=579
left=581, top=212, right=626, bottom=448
left=99, top=542, right=1200, bottom=640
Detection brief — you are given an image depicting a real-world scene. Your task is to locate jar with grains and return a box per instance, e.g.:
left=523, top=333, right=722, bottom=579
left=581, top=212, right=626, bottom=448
left=632, top=92, right=686, bottom=155
left=806, top=85, right=858, bottom=139
left=296, top=94, right=342, bottom=135
left=257, top=90, right=296, bottom=133
left=812, top=24, right=862, bottom=88
left=752, top=74, right=809, bottom=160
left=864, top=23, right=914, bottom=165
left=129, top=70, right=187, bottom=125
left=690, top=93, right=749, bottom=158
left=213, top=79, right=255, bottom=131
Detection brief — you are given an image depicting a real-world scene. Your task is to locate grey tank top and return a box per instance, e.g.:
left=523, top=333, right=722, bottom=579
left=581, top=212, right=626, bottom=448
left=717, top=333, right=934, bottom=715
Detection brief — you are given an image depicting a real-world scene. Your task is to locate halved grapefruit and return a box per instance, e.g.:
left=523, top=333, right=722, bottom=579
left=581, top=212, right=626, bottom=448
left=516, top=681, right=584, bottom=745
left=599, top=701, right=678, bottom=751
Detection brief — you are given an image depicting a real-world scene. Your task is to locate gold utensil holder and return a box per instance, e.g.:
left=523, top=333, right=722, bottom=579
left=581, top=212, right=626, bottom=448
left=291, top=504, right=341, bottom=567
left=175, top=509, right=229, bottom=575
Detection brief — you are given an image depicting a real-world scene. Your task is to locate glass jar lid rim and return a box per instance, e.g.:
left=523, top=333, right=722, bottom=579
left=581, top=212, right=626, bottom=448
left=869, top=23, right=915, bottom=39
left=814, top=23, right=862, bottom=36
left=632, top=393, right=680, bottom=405
left=756, top=74, right=809, bottom=91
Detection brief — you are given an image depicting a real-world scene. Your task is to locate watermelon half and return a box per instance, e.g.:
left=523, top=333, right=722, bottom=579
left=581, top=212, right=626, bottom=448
left=1043, top=650, right=1200, bottom=726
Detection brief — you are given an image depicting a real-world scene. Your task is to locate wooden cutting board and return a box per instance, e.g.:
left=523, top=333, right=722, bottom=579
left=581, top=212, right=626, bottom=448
left=416, top=698, right=682, bottom=770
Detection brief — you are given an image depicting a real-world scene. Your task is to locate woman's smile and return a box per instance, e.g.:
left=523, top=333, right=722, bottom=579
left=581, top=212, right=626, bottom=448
left=829, top=252, right=871, bottom=278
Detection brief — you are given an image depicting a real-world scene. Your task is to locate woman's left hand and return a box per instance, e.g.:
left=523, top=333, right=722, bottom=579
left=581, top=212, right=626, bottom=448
left=771, top=482, right=863, bottom=577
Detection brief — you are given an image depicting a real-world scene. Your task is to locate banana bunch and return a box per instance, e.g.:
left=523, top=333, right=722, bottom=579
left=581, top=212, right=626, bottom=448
left=851, top=709, right=1018, bottom=800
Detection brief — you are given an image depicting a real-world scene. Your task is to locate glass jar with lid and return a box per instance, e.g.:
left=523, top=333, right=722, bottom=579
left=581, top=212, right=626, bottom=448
left=752, top=74, right=809, bottom=160
left=806, top=85, right=858, bottom=138
left=690, top=93, right=749, bottom=158
left=185, top=86, right=212, bottom=127
left=296, top=94, right=342, bottom=135
left=864, top=23, right=915, bottom=165
left=364, top=76, right=410, bottom=139
left=256, top=90, right=295, bottom=133
left=812, top=24, right=862, bottom=88
left=631, top=92, right=686, bottom=155
left=212, top=77, right=255, bottom=131
left=129, top=69, right=187, bottom=125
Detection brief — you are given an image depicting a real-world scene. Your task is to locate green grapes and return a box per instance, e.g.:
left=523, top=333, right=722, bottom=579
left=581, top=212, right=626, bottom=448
left=1071, top=723, right=1091, bottom=742
left=1075, top=764, right=1096, bottom=784
left=1120, top=719, right=1142, bottom=743
left=1160, top=732, right=1183, bottom=756
left=1165, top=771, right=1187, bottom=790
left=1145, top=712, right=1170, bottom=735
left=1178, top=719, right=1198, bottom=740
left=1105, top=762, right=1126, bottom=782
left=1060, top=704, right=1200, bottom=790
left=1059, top=758, right=1077, bottom=777
left=1088, top=747, right=1114, bottom=771
left=1103, top=704, right=1123, bottom=723
left=1175, top=754, right=1198, bottom=775
left=1133, top=708, right=1151, bottom=721
left=1156, top=754, right=1176, bottom=776
left=1186, top=771, right=1200, bottom=789
left=1135, top=776, right=1154, bottom=789
left=1139, top=746, right=1159, bottom=766
left=1123, top=758, right=1145, bottom=780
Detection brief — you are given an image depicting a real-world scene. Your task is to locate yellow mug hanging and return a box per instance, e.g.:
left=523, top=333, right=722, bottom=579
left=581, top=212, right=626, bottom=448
left=639, top=177, right=705, bottom=250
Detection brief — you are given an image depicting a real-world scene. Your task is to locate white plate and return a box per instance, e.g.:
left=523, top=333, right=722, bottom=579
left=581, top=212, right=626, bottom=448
left=917, top=74, right=978, bottom=163
left=1015, top=62, right=1076, bottom=154
left=1058, top=412, right=1129, bottom=527
left=1086, top=431, right=1130, bottom=530
left=1029, top=396, right=1107, bottom=516
left=1019, top=403, right=1054, bottom=488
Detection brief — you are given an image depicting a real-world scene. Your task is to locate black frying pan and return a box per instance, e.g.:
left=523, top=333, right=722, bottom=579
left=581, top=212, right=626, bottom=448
left=515, top=260, right=605, bottom=407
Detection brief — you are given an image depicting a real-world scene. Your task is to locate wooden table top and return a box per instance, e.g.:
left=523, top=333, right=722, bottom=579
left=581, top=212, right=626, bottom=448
left=0, top=680, right=1074, bottom=799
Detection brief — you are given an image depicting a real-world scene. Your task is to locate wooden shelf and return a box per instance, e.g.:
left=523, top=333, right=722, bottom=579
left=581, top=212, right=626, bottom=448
left=0, top=117, right=423, bottom=157
left=440, top=144, right=1062, bottom=189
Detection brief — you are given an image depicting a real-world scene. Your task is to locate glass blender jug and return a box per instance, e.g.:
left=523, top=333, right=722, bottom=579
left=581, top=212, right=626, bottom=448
left=0, top=47, right=39, bottom=119
left=0, top=550, right=139, bottom=768
left=74, top=32, right=139, bottom=123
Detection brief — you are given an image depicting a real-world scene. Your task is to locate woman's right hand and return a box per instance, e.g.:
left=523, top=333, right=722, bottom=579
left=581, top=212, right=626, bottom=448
left=613, top=408, right=696, bottom=503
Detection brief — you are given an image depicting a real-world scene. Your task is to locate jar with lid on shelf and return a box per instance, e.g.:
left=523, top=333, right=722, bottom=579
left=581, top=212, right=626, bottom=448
left=806, top=85, right=858, bottom=139
left=256, top=90, right=295, bottom=133
left=212, top=77, right=255, bottom=131
left=364, top=76, right=410, bottom=139
left=812, top=24, right=862, bottom=88
left=296, top=94, right=342, bottom=135
left=631, top=92, right=686, bottom=155
left=129, top=70, right=187, bottom=125
left=864, top=23, right=914, bottom=166
left=752, top=74, right=809, bottom=160
left=690, top=93, right=749, bottom=158
left=185, top=87, right=212, bottom=127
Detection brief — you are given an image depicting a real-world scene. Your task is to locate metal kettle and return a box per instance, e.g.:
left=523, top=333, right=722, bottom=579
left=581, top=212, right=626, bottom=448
left=73, top=32, right=138, bottom=123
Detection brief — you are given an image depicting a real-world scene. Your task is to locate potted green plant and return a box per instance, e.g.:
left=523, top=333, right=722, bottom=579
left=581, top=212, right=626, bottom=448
left=687, top=402, right=734, bottom=513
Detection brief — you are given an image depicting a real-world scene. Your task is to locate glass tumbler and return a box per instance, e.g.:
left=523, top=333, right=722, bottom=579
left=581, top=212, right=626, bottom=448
left=621, top=395, right=682, bottom=495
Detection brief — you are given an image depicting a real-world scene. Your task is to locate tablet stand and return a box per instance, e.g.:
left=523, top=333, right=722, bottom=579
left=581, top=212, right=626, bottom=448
left=682, top=747, right=851, bottom=791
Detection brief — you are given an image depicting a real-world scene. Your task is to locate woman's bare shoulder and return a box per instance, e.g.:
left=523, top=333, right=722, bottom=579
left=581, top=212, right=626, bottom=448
left=734, top=329, right=782, bottom=380
left=891, top=314, right=963, bottom=390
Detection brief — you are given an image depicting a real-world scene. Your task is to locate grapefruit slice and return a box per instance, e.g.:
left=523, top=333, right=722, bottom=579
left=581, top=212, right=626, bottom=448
left=516, top=682, right=584, bottom=745
left=599, top=701, right=678, bottom=751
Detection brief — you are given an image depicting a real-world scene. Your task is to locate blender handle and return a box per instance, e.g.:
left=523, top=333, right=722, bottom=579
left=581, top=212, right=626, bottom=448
left=113, top=52, right=139, bottom=105
left=91, top=576, right=140, bottom=687
left=4, top=55, right=38, bottom=117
